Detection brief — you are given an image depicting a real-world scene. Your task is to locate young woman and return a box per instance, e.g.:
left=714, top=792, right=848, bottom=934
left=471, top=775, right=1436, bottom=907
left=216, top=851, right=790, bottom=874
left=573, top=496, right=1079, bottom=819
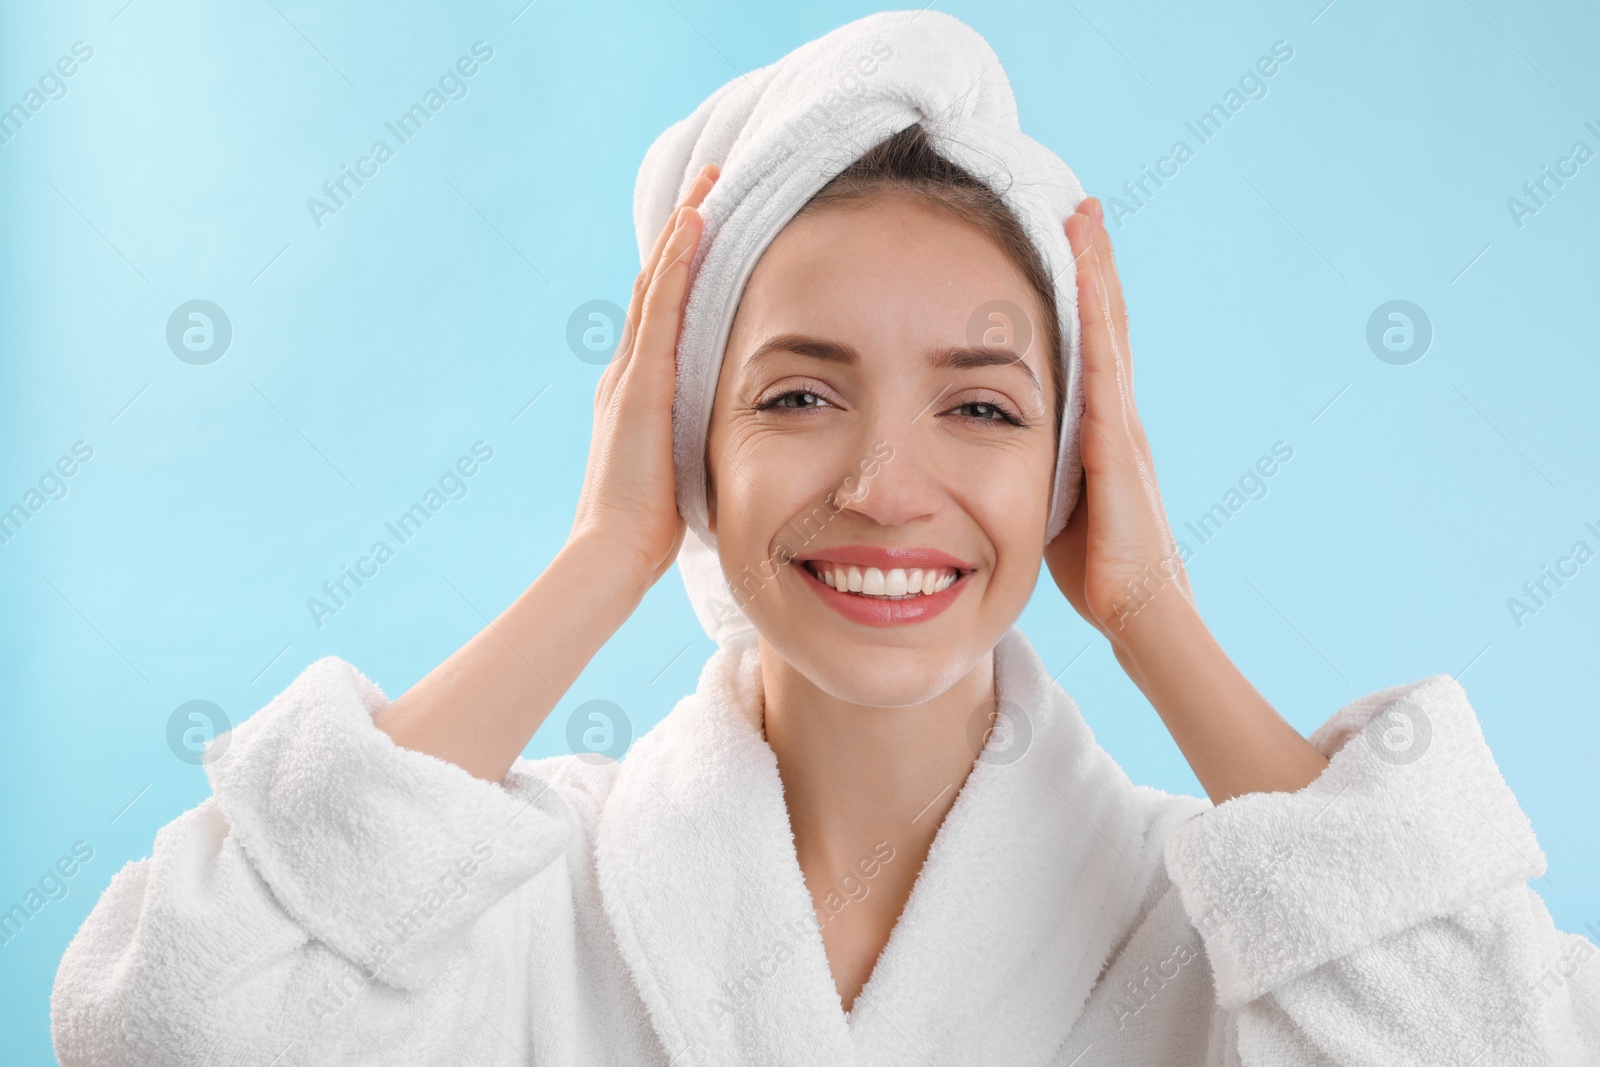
left=52, top=12, right=1598, bottom=1066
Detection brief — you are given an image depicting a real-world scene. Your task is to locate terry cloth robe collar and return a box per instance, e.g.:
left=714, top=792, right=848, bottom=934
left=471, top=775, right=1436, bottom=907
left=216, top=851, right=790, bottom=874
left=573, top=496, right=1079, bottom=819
left=593, top=624, right=1206, bottom=1067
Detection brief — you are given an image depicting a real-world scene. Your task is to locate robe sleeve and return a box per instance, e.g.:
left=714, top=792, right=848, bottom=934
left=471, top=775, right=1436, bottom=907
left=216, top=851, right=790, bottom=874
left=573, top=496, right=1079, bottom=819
left=1161, top=673, right=1600, bottom=1065
left=50, top=656, right=576, bottom=1067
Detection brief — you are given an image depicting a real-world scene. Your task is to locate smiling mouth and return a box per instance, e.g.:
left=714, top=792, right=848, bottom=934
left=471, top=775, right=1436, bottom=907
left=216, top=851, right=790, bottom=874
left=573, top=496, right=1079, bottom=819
left=801, top=562, right=964, bottom=599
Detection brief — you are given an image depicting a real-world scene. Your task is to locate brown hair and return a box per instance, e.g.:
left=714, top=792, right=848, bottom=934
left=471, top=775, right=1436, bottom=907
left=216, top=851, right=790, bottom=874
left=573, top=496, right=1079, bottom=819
left=793, top=122, right=1064, bottom=433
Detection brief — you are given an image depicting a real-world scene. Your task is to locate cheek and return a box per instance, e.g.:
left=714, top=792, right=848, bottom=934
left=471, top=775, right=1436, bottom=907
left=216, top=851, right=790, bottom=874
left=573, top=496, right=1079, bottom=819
left=949, top=435, right=1054, bottom=508
left=715, top=425, right=847, bottom=553
left=947, top=440, right=1053, bottom=574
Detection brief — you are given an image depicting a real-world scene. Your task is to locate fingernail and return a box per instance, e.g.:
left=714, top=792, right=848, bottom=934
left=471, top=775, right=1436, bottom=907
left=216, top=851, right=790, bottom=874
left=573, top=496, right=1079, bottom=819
left=673, top=207, right=689, bottom=232
left=1066, top=213, right=1088, bottom=246
left=1089, top=198, right=1104, bottom=225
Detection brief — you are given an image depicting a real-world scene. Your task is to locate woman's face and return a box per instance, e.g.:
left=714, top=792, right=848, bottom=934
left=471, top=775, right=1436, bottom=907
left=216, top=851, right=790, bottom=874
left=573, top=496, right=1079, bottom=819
left=706, top=191, right=1058, bottom=707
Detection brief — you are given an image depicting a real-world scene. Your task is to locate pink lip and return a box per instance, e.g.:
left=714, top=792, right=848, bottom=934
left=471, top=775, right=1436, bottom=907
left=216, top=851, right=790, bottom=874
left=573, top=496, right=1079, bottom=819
left=793, top=544, right=977, bottom=570
left=792, top=545, right=975, bottom=628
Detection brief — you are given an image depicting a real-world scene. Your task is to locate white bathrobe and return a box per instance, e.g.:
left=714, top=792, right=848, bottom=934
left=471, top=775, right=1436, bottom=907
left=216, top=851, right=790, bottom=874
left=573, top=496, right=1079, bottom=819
left=50, top=625, right=1600, bottom=1065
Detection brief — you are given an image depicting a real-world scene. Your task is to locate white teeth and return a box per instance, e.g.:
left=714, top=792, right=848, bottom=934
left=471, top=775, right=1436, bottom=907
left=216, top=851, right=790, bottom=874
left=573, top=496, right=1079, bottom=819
left=810, top=562, right=961, bottom=598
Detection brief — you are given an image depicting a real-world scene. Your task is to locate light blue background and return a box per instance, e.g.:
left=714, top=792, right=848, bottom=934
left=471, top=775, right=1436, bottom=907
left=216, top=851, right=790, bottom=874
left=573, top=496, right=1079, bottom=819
left=3, top=1, right=1596, bottom=1061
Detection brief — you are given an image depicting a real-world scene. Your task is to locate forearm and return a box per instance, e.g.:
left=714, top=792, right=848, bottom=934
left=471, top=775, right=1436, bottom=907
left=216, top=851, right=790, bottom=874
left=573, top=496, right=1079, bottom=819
left=1109, top=594, right=1329, bottom=805
left=373, top=535, right=648, bottom=784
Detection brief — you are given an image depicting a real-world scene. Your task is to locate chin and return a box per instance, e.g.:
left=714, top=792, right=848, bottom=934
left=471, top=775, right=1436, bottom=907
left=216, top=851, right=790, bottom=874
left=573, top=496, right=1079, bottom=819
left=760, top=625, right=982, bottom=708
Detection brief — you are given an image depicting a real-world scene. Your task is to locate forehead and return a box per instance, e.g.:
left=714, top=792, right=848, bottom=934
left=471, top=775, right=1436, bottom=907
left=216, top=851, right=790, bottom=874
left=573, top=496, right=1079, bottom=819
left=728, top=194, right=1051, bottom=372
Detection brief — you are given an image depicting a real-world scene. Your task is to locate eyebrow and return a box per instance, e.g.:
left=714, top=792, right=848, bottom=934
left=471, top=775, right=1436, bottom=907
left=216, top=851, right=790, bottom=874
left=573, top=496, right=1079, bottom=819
left=745, top=333, right=1042, bottom=398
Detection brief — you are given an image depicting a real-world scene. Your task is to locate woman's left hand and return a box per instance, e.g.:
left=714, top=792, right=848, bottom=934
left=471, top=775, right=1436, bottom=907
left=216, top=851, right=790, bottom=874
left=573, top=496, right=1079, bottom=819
left=1045, top=198, right=1193, bottom=649
left=1044, top=199, right=1329, bottom=803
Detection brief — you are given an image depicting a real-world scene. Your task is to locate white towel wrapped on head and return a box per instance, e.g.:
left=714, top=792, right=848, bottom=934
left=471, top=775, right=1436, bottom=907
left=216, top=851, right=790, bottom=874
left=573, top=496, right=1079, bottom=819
left=632, top=9, right=1090, bottom=646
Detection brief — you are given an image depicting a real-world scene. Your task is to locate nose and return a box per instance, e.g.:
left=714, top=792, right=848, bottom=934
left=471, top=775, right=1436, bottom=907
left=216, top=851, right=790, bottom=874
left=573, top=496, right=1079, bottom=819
left=829, top=417, right=942, bottom=529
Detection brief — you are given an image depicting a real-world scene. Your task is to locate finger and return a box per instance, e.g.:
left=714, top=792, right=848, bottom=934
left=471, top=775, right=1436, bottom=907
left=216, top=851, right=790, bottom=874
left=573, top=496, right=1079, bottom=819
left=1067, top=210, right=1166, bottom=530
left=1084, top=204, right=1149, bottom=455
left=1064, top=213, right=1124, bottom=439
left=684, top=162, right=719, bottom=207
left=1071, top=207, right=1142, bottom=433
left=631, top=169, right=715, bottom=355
left=1072, top=201, right=1133, bottom=393
left=1083, top=198, right=1128, bottom=339
left=626, top=206, right=705, bottom=395
left=599, top=268, right=649, bottom=399
left=617, top=208, right=684, bottom=365
left=639, top=165, right=718, bottom=292
left=1065, top=213, right=1154, bottom=487
left=613, top=165, right=719, bottom=374
left=620, top=208, right=694, bottom=390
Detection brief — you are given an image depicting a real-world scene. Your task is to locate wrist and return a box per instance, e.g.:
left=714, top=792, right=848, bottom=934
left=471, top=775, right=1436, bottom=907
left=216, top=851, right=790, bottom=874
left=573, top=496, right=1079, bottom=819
left=1105, top=585, right=1214, bottom=692
left=556, top=533, right=657, bottom=609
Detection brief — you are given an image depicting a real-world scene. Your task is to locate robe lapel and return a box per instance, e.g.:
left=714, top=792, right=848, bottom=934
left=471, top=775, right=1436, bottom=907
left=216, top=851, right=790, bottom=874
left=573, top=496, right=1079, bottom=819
left=595, top=625, right=1197, bottom=1067
left=594, top=633, right=860, bottom=1067
left=845, top=627, right=1189, bottom=1065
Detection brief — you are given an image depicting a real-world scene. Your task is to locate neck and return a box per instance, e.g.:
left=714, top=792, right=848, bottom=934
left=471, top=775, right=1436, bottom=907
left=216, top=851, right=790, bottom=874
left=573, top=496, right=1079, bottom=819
left=756, top=635, right=996, bottom=908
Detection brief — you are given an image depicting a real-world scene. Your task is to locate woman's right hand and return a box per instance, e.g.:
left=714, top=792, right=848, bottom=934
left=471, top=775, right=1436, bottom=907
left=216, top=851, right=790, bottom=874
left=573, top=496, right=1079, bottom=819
left=377, top=165, right=720, bottom=785
left=569, top=163, right=719, bottom=588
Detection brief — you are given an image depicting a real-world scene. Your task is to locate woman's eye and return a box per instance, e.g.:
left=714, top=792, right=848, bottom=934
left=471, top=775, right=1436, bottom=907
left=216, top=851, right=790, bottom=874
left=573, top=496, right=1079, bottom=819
left=948, top=400, right=1024, bottom=426
left=759, top=389, right=833, bottom=411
